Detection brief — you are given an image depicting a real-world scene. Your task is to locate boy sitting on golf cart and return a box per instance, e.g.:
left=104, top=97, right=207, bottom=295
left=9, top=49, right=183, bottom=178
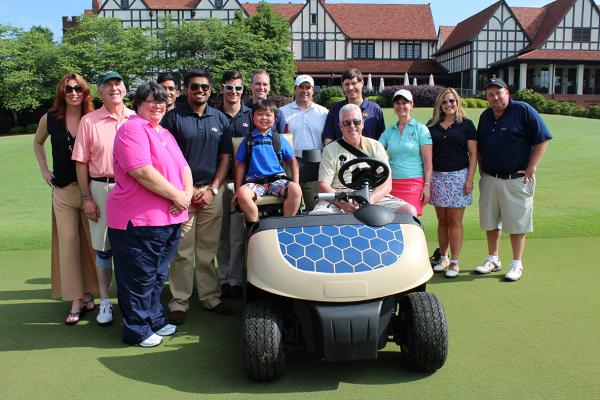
left=234, top=99, right=302, bottom=231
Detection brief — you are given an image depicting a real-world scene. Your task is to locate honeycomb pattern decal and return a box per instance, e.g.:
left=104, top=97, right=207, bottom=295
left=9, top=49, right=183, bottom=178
left=277, top=224, right=404, bottom=273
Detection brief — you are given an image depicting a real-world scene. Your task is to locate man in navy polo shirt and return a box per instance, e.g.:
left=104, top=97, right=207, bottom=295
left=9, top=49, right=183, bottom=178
left=216, top=70, right=252, bottom=299
left=321, top=68, right=385, bottom=145
left=475, top=77, right=552, bottom=282
left=161, top=69, right=234, bottom=322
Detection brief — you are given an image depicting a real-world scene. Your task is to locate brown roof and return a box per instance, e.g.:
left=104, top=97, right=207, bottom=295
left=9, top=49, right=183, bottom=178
left=437, top=25, right=455, bottom=48
left=515, top=49, right=600, bottom=61
left=435, top=1, right=502, bottom=55
left=511, top=7, right=547, bottom=39
left=325, top=4, right=436, bottom=40
left=242, top=3, right=303, bottom=22
left=525, top=0, right=576, bottom=50
left=295, top=60, right=447, bottom=77
left=143, top=0, right=200, bottom=9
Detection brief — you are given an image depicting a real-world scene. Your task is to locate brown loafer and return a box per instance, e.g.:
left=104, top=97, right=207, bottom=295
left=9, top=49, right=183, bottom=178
left=169, top=310, right=187, bottom=325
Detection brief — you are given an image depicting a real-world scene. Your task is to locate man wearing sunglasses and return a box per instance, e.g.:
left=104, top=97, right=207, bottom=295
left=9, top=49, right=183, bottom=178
left=322, top=68, right=386, bottom=145
left=311, top=103, right=416, bottom=216
left=72, top=71, right=135, bottom=327
left=156, top=73, right=180, bottom=112
left=161, top=69, right=234, bottom=322
left=215, top=70, right=253, bottom=300
left=280, top=74, right=328, bottom=211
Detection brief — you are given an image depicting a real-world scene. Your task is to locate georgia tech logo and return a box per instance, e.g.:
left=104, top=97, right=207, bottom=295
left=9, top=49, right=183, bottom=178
left=242, top=123, right=249, bottom=127
left=211, top=127, right=218, bottom=132
left=362, top=112, right=368, bottom=118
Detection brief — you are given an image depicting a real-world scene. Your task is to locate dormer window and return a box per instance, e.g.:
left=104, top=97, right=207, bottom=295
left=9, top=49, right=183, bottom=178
left=121, top=0, right=130, bottom=9
left=215, top=0, right=224, bottom=9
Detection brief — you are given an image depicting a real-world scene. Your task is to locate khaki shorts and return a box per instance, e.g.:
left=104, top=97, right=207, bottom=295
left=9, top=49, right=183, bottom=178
left=89, top=180, right=116, bottom=251
left=479, top=174, right=535, bottom=234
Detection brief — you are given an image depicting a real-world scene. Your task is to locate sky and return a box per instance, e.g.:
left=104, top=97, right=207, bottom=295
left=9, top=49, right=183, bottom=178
left=1, top=0, right=558, bottom=42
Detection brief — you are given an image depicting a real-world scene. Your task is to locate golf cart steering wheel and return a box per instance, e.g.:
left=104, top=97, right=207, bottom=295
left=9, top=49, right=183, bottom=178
left=338, top=157, right=390, bottom=190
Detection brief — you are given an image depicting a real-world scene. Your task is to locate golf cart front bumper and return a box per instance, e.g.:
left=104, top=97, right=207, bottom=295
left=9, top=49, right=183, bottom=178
left=293, top=296, right=396, bottom=361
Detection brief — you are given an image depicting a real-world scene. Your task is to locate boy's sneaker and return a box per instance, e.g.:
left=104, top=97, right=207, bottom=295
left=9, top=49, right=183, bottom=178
left=96, top=303, right=113, bottom=326
left=474, top=258, right=502, bottom=274
left=139, top=333, right=163, bottom=348
left=505, top=263, right=523, bottom=281
left=433, top=257, right=450, bottom=272
left=155, top=324, right=177, bottom=336
left=445, top=262, right=460, bottom=278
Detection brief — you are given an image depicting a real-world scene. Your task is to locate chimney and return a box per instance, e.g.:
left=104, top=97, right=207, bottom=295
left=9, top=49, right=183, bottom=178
left=92, top=0, right=101, bottom=13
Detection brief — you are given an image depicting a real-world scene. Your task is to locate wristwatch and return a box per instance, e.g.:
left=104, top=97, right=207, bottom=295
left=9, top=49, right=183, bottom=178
left=208, top=185, right=218, bottom=196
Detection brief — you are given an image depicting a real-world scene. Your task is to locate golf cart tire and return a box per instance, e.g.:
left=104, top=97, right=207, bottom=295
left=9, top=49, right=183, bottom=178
left=399, top=292, right=448, bottom=372
left=242, top=301, right=285, bottom=381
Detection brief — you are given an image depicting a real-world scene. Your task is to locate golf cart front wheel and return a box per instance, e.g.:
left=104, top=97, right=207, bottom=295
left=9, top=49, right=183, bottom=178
left=398, top=292, right=448, bottom=372
left=241, top=301, right=285, bottom=381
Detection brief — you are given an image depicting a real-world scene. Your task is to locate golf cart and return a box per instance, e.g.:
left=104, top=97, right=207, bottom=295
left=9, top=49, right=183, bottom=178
left=240, top=152, right=448, bottom=382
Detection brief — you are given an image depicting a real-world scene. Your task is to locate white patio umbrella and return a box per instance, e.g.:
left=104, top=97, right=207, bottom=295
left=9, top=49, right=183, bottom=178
left=413, top=77, right=417, bottom=86
left=403, top=72, right=409, bottom=86
left=429, top=74, right=435, bottom=86
left=366, top=73, right=373, bottom=92
left=379, top=77, right=385, bottom=93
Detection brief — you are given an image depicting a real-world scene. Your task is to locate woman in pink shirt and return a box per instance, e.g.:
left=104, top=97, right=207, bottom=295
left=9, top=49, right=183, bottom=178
left=107, top=82, right=193, bottom=348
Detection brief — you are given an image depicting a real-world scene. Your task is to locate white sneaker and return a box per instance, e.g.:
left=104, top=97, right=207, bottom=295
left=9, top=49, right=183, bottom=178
left=96, top=303, right=113, bottom=326
left=505, top=263, right=523, bottom=281
left=474, top=258, right=502, bottom=274
left=433, top=257, right=450, bottom=272
left=155, top=324, right=177, bottom=336
left=139, top=333, right=163, bottom=348
left=445, top=262, right=460, bottom=278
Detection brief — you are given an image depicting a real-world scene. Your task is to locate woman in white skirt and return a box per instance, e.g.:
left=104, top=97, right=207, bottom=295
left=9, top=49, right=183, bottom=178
left=427, top=88, right=477, bottom=278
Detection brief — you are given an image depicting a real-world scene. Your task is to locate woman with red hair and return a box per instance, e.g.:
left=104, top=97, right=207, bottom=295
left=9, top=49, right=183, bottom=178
left=33, top=73, right=99, bottom=324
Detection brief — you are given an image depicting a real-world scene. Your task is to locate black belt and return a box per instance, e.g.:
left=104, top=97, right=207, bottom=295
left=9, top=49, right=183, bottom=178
left=90, top=176, right=115, bottom=183
left=486, top=172, right=525, bottom=180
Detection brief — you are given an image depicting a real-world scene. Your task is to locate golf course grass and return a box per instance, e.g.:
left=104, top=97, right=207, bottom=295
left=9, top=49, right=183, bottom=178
left=1, top=109, right=599, bottom=399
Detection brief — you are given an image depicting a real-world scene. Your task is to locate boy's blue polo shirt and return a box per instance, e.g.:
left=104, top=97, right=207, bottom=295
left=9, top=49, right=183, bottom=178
left=321, top=98, right=386, bottom=142
left=477, top=100, right=552, bottom=175
left=236, top=129, right=294, bottom=179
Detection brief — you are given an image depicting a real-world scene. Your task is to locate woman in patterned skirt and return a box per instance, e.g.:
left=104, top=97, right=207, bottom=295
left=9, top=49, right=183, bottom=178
left=427, top=88, right=477, bottom=278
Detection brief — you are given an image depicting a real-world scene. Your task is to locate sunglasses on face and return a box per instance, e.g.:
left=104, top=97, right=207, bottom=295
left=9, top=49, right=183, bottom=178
left=65, top=85, right=83, bottom=94
left=342, top=119, right=362, bottom=127
left=189, top=83, right=211, bottom=92
left=441, top=98, right=457, bottom=106
left=223, top=84, right=243, bottom=91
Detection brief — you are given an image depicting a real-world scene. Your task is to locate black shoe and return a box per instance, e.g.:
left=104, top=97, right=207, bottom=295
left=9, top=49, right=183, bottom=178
left=230, top=285, right=243, bottom=300
left=207, top=302, right=234, bottom=316
left=429, top=248, right=442, bottom=267
left=169, top=310, right=187, bottom=325
left=221, top=283, right=232, bottom=298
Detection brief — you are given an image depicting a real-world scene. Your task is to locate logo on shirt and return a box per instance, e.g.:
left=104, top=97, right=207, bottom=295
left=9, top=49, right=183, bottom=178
left=211, top=127, right=218, bottom=132
left=243, top=123, right=249, bottom=127
left=362, top=113, right=368, bottom=118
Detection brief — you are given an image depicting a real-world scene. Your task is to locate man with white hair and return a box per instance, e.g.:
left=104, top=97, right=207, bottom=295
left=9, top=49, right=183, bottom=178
left=312, top=103, right=416, bottom=216
left=280, top=74, right=328, bottom=210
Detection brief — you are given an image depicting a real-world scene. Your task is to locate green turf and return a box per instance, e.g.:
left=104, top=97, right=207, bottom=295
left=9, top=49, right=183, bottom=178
left=1, top=111, right=600, bottom=399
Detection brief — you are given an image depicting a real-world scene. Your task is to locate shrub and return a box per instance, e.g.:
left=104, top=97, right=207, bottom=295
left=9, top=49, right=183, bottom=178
left=587, top=105, right=600, bottom=119
left=381, top=85, right=445, bottom=107
left=367, top=95, right=389, bottom=108
left=316, top=86, right=344, bottom=107
left=268, top=94, right=292, bottom=108
left=323, top=96, right=345, bottom=109
left=514, top=88, right=547, bottom=112
left=8, top=124, right=38, bottom=134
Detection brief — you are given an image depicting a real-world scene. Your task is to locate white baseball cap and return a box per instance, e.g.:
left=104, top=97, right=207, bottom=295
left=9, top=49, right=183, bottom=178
left=294, top=75, right=314, bottom=87
left=392, top=89, right=413, bottom=103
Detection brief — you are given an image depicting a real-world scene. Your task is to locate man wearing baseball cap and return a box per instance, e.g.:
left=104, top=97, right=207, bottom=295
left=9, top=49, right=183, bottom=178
left=72, top=71, right=135, bottom=325
left=280, top=74, right=328, bottom=210
left=474, top=77, right=552, bottom=281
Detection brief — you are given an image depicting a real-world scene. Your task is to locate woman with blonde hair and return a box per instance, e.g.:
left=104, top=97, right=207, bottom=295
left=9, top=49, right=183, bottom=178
left=33, top=73, right=98, bottom=324
left=427, top=88, right=477, bottom=278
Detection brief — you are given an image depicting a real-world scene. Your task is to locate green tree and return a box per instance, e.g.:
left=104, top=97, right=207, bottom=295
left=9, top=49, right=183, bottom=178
left=60, top=15, right=157, bottom=86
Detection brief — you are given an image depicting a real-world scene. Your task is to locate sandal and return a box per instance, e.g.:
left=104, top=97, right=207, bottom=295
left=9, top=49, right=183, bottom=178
left=65, top=311, right=82, bottom=325
left=82, top=295, right=95, bottom=313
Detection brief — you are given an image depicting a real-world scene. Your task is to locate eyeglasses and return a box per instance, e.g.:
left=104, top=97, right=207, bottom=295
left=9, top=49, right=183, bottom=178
left=223, top=84, right=243, bottom=91
left=441, top=98, right=457, bottom=106
left=143, top=99, right=167, bottom=107
left=189, top=83, right=211, bottom=92
left=342, top=119, right=362, bottom=127
left=65, top=85, right=83, bottom=94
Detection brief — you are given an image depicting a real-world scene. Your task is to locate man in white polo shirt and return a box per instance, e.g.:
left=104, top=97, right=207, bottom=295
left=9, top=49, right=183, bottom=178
left=280, top=74, right=328, bottom=210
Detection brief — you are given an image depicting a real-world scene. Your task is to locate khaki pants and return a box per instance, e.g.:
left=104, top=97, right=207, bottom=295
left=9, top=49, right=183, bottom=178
left=51, top=182, right=98, bottom=300
left=168, top=187, right=224, bottom=311
left=89, top=180, right=115, bottom=251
